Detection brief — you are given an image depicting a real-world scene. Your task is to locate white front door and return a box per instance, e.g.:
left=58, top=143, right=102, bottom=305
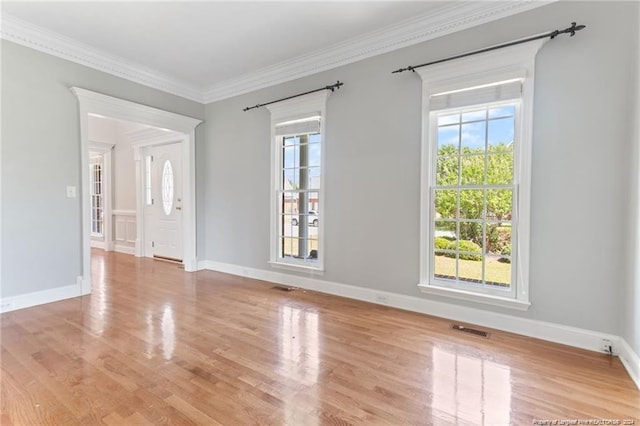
left=146, top=142, right=183, bottom=261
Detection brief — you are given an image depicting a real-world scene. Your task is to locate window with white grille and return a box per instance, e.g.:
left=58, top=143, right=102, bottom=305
left=90, top=160, right=104, bottom=236
left=416, top=40, right=546, bottom=310
left=267, top=91, right=328, bottom=271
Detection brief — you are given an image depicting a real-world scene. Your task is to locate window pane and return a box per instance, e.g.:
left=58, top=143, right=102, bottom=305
left=282, top=192, right=297, bottom=214
left=436, top=156, right=459, bottom=186
left=308, top=192, right=319, bottom=213
left=162, top=160, right=174, bottom=216
left=292, top=195, right=320, bottom=251
left=486, top=189, right=512, bottom=221
left=434, top=220, right=457, bottom=241
left=281, top=237, right=294, bottom=258
left=460, top=155, right=484, bottom=185
left=283, top=169, right=299, bottom=190
left=485, top=254, right=511, bottom=287
left=489, top=105, right=515, bottom=119
left=307, top=167, right=321, bottom=189
left=145, top=156, right=152, bottom=206
left=459, top=189, right=483, bottom=220
left=283, top=145, right=298, bottom=169
left=437, top=126, right=459, bottom=152
left=438, top=113, right=459, bottom=126
left=458, top=222, right=483, bottom=251
left=434, top=222, right=456, bottom=271
left=297, top=239, right=308, bottom=259
left=283, top=136, right=298, bottom=146
left=308, top=142, right=321, bottom=167
left=282, top=214, right=297, bottom=235
left=458, top=256, right=483, bottom=283
left=461, top=109, right=486, bottom=123
left=488, top=117, right=514, bottom=151
left=461, top=121, right=486, bottom=153
left=434, top=251, right=456, bottom=280
left=486, top=223, right=512, bottom=255
left=291, top=238, right=300, bottom=257
left=486, top=154, right=513, bottom=184
left=434, top=190, right=457, bottom=219
left=307, top=238, right=319, bottom=260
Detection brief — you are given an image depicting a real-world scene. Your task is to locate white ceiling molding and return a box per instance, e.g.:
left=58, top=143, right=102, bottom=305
left=1, top=13, right=204, bottom=103
left=2, top=1, right=552, bottom=105
left=201, top=1, right=552, bottom=103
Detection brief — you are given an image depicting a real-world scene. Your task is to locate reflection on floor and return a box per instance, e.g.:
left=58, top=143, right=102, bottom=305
left=1, top=249, right=639, bottom=424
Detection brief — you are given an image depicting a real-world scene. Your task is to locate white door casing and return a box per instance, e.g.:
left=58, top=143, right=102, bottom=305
left=72, top=87, right=202, bottom=296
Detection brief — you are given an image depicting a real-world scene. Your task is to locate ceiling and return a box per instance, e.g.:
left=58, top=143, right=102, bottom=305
left=1, top=1, right=546, bottom=103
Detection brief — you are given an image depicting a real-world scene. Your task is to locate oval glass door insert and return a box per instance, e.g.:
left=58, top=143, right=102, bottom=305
left=162, top=160, right=174, bottom=215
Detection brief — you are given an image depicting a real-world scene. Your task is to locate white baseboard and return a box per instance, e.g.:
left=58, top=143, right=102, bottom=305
left=114, top=243, right=135, bottom=255
left=77, top=275, right=91, bottom=296
left=618, top=338, right=640, bottom=390
left=90, top=239, right=105, bottom=249
left=198, top=259, right=639, bottom=389
left=0, top=283, right=82, bottom=314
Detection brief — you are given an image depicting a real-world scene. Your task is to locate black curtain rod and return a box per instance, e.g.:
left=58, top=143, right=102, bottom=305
left=243, top=81, right=344, bottom=112
left=392, top=22, right=585, bottom=74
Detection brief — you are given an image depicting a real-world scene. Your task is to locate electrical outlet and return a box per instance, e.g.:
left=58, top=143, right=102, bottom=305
left=375, top=294, right=388, bottom=304
left=601, top=338, right=613, bottom=355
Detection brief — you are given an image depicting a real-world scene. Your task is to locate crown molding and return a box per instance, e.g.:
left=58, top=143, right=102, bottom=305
left=1, top=13, right=205, bottom=103
left=1, top=1, right=553, bottom=105
left=202, top=1, right=553, bottom=103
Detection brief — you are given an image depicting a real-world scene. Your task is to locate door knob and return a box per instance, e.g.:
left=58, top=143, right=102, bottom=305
left=176, top=206, right=182, bottom=211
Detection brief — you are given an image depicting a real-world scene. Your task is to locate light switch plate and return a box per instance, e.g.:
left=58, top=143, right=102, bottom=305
left=66, top=186, right=77, bottom=198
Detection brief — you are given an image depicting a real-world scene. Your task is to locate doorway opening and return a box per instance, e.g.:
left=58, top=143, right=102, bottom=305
left=73, top=87, right=202, bottom=296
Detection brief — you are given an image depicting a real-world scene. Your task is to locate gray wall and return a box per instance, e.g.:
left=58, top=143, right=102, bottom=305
left=624, top=2, right=640, bottom=358
left=202, top=1, right=638, bottom=335
left=88, top=116, right=138, bottom=212
left=1, top=39, right=204, bottom=298
left=2, top=1, right=637, bottom=345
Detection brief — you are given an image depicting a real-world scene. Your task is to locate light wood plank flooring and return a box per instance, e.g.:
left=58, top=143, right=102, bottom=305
left=1, top=250, right=639, bottom=425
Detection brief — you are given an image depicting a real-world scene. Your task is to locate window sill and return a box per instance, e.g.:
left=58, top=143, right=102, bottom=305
left=418, top=283, right=530, bottom=311
left=269, top=261, right=325, bottom=276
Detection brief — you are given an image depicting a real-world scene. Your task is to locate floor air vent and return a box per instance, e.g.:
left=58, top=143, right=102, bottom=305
left=451, top=324, right=490, bottom=338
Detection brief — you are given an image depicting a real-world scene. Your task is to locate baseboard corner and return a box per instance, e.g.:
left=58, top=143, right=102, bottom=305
left=618, top=338, right=640, bottom=390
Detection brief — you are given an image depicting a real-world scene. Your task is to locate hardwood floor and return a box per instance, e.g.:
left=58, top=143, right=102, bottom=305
left=1, top=250, right=639, bottom=425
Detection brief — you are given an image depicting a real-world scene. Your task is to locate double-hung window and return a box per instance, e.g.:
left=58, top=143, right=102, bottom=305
left=417, top=41, right=546, bottom=310
left=267, top=91, right=328, bottom=272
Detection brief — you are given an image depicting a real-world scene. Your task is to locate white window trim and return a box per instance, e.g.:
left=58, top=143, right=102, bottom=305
left=266, top=91, right=329, bottom=272
left=416, top=40, right=547, bottom=311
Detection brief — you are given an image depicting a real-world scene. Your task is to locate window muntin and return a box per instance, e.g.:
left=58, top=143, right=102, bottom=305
left=267, top=91, right=328, bottom=272
left=90, top=161, right=103, bottom=236
left=431, top=101, right=518, bottom=297
left=278, top=132, right=321, bottom=264
left=416, top=41, right=543, bottom=309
